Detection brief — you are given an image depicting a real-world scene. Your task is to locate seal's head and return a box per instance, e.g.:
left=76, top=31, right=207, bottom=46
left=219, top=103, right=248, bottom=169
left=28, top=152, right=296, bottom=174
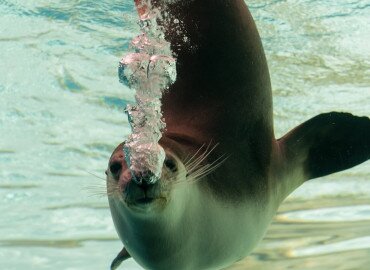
left=106, top=140, right=188, bottom=213
left=106, top=136, right=224, bottom=214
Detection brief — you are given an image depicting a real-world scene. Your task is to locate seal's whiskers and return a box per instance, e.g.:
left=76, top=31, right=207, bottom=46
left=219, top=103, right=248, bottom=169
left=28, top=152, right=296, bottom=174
left=188, top=155, right=228, bottom=182
left=185, top=142, right=217, bottom=175
left=80, top=169, right=122, bottom=198
left=183, top=143, right=207, bottom=167
left=106, top=183, right=120, bottom=197
left=81, top=170, right=110, bottom=197
left=172, top=143, right=228, bottom=186
left=83, top=170, right=106, bottom=181
left=85, top=184, right=109, bottom=198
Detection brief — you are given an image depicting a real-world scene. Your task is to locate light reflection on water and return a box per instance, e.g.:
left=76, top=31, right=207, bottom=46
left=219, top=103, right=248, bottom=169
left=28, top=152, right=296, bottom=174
left=0, top=0, right=369, bottom=269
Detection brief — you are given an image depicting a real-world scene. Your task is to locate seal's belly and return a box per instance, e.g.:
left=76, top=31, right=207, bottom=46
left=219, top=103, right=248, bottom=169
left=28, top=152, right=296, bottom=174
left=189, top=191, right=275, bottom=269
left=117, top=185, right=275, bottom=270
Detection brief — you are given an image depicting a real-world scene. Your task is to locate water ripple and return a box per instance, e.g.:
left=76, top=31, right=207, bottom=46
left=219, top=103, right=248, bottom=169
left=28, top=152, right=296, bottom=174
left=0, top=237, right=117, bottom=248
left=278, top=205, right=370, bottom=222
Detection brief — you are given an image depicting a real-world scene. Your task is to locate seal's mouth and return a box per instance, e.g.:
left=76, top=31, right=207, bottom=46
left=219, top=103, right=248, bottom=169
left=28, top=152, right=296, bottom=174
left=136, top=197, right=155, bottom=205
left=126, top=195, right=168, bottom=212
left=123, top=181, right=167, bottom=210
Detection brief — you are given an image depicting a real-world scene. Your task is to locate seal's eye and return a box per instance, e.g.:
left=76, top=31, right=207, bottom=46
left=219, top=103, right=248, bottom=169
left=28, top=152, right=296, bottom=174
left=110, top=162, right=122, bottom=176
left=164, top=158, right=177, bottom=172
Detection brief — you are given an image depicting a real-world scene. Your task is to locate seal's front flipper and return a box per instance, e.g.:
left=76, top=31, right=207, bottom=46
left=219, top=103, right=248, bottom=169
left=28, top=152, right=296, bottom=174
left=279, top=112, right=369, bottom=181
left=111, top=247, right=131, bottom=270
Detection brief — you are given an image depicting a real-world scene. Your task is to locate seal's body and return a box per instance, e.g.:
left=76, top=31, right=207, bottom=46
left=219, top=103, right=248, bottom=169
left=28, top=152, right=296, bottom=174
left=107, top=1, right=370, bottom=269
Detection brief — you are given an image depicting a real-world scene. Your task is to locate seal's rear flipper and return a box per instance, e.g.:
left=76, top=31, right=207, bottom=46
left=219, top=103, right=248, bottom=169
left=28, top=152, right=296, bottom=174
left=111, top=247, right=131, bottom=270
left=279, top=112, right=369, bottom=181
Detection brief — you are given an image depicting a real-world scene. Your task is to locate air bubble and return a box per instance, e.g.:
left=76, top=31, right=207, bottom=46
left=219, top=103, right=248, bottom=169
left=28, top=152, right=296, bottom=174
left=119, top=3, right=177, bottom=178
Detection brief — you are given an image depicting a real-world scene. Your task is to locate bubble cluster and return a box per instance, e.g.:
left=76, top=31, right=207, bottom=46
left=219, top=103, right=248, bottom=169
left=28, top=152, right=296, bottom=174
left=118, top=1, right=177, bottom=179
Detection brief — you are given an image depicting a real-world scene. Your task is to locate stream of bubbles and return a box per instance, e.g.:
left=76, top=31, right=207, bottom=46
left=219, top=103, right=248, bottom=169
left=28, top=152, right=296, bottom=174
left=118, top=1, right=177, bottom=180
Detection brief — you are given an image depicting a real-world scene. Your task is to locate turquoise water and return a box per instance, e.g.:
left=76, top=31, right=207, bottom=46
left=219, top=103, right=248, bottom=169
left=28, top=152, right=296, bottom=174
left=0, top=0, right=369, bottom=269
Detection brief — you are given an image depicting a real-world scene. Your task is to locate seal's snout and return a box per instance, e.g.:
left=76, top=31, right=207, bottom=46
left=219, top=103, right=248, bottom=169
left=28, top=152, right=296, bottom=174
left=132, top=170, right=159, bottom=186
left=123, top=169, right=162, bottom=207
left=108, top=144, right=168, bottom=208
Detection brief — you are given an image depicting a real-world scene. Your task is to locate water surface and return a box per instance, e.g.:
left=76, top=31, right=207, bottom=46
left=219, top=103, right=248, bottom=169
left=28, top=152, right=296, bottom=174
left=0, top=0, right=369, bottom=269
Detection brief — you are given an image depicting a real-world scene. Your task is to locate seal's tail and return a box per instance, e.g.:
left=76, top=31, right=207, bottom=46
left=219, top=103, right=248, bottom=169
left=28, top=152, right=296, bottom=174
left=278, top=112, right=369, bottom=181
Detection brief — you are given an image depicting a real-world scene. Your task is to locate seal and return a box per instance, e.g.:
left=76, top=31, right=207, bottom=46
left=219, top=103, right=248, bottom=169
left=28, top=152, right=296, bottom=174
left=107, top=1, right=370, bottom=269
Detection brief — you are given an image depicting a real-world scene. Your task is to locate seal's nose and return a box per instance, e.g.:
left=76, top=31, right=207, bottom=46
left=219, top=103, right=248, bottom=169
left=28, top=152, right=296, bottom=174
left=132, top=170, right=158, bottom=186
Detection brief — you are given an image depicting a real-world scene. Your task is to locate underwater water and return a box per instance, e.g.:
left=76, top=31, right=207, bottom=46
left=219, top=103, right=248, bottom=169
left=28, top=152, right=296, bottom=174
left=0, top=0, right=369, bottom=269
